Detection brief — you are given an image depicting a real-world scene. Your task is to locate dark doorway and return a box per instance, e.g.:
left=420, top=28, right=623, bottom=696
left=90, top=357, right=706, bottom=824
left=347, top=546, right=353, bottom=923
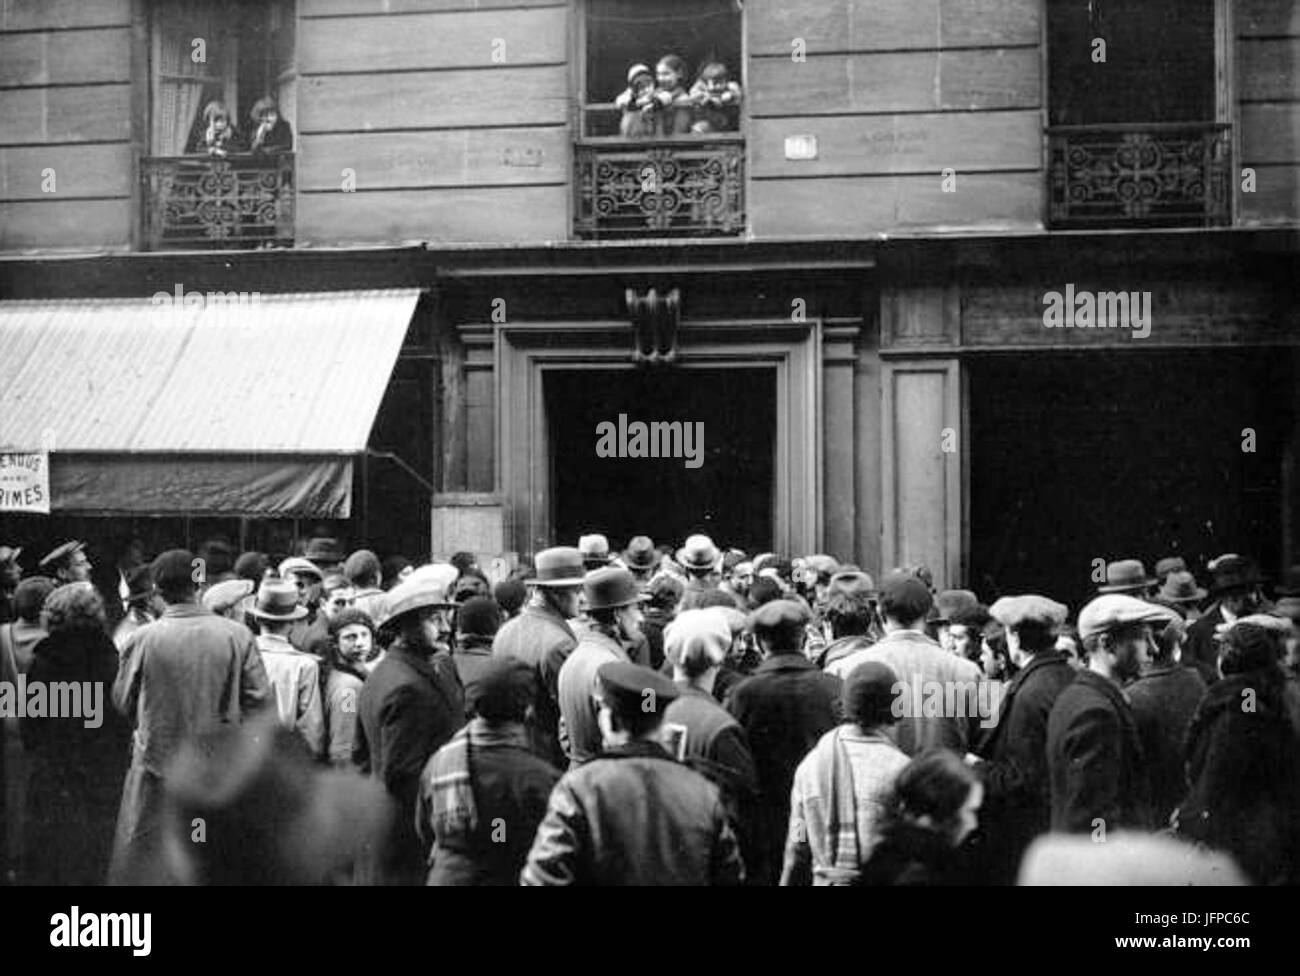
left=968, top=349, right=1292, bottom=612
left=547, top=367, right=775, bottom=553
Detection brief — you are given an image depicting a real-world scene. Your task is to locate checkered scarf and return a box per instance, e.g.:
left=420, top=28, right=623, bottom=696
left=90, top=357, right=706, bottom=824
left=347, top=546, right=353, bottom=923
left=425, top=718, right=531, bottom=840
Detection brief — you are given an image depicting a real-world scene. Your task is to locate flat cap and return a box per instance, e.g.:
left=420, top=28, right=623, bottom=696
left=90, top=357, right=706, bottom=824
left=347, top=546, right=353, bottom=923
left=202, top=578, right=255, bottom=614
left=878, top=570, right=934, bottom=621
left=827, top=570, right=876, bottom=602
left=596, top=660, right=679, bottom=716
left=38, top=540, right=84, bottom=569
left=663, top=608, right=732, bottom=670
left=989, top=594, right=1068, bottom=630
left=1077, top=594, right=1176, bottom=641
left=279, top=556, right=323, bottom=581
left=933, top=589, right=980, bottom=623
left=748, top=598, right=811, bottom=632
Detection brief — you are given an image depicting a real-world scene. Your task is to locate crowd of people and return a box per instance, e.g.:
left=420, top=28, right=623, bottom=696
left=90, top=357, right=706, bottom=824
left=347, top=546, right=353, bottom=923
left=0, top=533, right=1297, bottom=886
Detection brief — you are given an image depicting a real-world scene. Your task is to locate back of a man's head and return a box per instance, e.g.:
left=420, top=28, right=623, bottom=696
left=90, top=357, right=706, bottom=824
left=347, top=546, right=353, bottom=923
left=153, top=549, right=198, bottom=605
left=878, top=570, right=933, bottom=628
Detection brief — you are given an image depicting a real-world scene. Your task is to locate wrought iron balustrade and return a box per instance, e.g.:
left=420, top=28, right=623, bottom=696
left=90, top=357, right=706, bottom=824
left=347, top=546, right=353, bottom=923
left=574, top=136, right=745, bottom=238
left=142, top=153, right=294, bottom=249
left=1047, top=123, right=1231, bottom=228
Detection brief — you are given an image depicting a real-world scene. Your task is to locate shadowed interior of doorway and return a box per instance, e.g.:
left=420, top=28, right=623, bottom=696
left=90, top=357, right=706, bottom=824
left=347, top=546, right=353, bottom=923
left=546, top=367, right=775, bottom=554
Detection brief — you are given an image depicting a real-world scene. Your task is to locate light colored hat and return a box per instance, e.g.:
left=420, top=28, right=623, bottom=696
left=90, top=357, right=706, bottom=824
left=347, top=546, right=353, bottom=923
left=989, top=595, right=1068, bottom=630
left=578, top=534, right=612, bottom=567
left=1097, top=559, right=1156, bottom=594
left=379, top=564, right=458, bottom=627
left=279, top=556, right=322, bottom=581
left=676, top=534, right=721, bottom=572
left=627, top=63, right=653, bottom=85
left=202, top=578, right=255, bottom=615
left=250, top=577, right=307, bottom=621
left=663, top=608, right=732, bottom=670
left=1077, top=594, right=1176, bottom=641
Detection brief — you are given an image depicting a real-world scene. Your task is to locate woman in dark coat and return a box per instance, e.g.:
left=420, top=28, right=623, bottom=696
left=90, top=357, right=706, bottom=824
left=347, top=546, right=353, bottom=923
left=857, top=748, right=982, bottom=886
left=1175, top=616, right=1300, bottom=885
left=21, top=583, right=131, bottom=884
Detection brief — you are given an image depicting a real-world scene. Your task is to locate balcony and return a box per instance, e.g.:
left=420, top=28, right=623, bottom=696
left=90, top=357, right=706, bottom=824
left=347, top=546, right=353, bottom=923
left=141, top=154, right=295, bottom=250
left=574, top=135, right=745, bottom=239
left=1047, top=123, right=1231, bottom=228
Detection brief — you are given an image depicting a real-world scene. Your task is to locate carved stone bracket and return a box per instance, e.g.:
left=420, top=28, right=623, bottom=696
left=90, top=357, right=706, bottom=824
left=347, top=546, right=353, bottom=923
left=626, top=287, right=681, bottom=365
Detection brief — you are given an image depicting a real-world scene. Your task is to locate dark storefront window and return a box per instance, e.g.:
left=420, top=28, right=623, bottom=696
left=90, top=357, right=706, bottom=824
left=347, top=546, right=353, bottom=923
left=1046, top=0, right=1230, bottom=228
left=575, top=0, right=745, bottom=238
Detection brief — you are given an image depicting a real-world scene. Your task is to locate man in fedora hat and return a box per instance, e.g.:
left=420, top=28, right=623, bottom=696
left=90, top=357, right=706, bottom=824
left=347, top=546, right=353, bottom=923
left=970, top=594, right=1074, bottom=884
left=252, top=575, right=325, bottom=760
left=677, top=533, right=724, bottom=610
left=1182, top=554, right=1267, bottom=684
left=354, top=564, right=465, bottom=884
left=1152, top=570, right=1208, bottom=622
left=280, top=556, right=329, bottom=656
left=493, top=546, right=586, bottom=768
left=522, top=661, right=744, bottom=886
left=1153, top=556, right=1188, bottom=586
left=556, top=567, right=648, bottom=768
left=577, top=534, right=613, bottom=571
left=110, top=549, right=271, bottom=884
left=622, top=535, right=660, bottom=583
left=1096, top=559, right=1157, bottom=597
left=303, top=537, right=344, bottom=575
left=0, top=545, right=21, bottom=624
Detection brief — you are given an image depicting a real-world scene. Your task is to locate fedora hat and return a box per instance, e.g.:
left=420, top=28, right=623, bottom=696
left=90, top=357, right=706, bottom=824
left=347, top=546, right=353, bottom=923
left=676, top=534, right=721, bottom=572
left=527, top=547, right=586, bottom=587
left=380, top=565, right=458, bottom=627
left=1097, top=559, right=1156, bottom=595
left=251, top=576, right=307, bottom=621
left=303, top=537, right=343, bottom=566
left=1274, top=564, right=1300, bottom=598
left=578, top=534, right=613, bottom=569
left=583, top=567, right=647, bottom=611
left=1153, top=556, right=1187, bottom=583
left=623, top=536, right=659, bottom=571
left=1154, top=570, right=1207, bottom=606
left=1209, top=555, right=1264, bottom=596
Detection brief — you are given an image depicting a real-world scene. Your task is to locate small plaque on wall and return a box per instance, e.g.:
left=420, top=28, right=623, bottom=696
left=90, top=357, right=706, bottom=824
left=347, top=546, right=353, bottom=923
left=784, top=135, right=818, bottom=160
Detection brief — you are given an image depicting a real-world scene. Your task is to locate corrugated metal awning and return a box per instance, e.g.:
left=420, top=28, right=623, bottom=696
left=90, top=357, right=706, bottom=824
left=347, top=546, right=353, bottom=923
left=0, top=289, right=421, bottom=516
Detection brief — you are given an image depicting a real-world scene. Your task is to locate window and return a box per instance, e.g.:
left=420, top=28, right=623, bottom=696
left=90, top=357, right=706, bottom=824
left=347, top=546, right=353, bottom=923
left=143, top=0, right=296, bottom=248
left=1046, top=0, right=1230, bottom=227
left=575, top=0, right=745, bottom=238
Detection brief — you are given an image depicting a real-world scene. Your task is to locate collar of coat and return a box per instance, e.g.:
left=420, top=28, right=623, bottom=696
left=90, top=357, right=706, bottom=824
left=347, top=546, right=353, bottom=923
left=594, top=739, right=675, bottom=762
left=522, top=600, right=576, bottom=638
left=755, top=651, right=819, bottom=675
left=1073, top=667, right=1134, bottom=710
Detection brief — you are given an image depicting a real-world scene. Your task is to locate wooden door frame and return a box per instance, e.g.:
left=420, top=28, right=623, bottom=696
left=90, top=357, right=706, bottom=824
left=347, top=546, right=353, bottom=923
left=495, top=319, right=822, bottom=557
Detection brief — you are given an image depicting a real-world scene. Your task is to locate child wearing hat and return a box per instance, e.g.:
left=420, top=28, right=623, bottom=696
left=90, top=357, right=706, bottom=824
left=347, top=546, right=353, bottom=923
left=615, top=63, right=657, bottom=137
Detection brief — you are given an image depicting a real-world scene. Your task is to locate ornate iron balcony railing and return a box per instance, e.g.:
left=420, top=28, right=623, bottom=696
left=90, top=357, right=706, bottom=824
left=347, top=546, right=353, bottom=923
left=1047, top=123, right=1231, bottom=228
left=574, top=136, right=745, bottom=239
left=141, top=154, right=294, bottom=249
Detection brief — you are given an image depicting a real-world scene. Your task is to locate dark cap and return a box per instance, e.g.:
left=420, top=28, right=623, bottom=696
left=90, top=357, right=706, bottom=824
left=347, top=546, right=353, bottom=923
left=466, top=657, right=537, bottom=723
left=457, top=596, right=502, bottom=639
left=596, top=660, right=679, bottom=718
left=152, top=549, right=197, bottom=591
left=328, top=606, right=376, bottom=637
left=748, top=598, right=811, bottom=632
left=234, top=551, right=268, bottom=582
left=878, top=570, right=934, bottom=623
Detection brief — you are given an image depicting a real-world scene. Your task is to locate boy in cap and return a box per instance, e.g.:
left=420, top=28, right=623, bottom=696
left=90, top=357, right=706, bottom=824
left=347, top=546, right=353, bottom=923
left=110, top=549, right=271, bottom=884
left=522, top=661, right=743, bottom=885
left=1045, top=594, right=1173, bottom=834
left=969, top=594, right=1074, bottom=884
left=725, top=598, right=843, bottom=885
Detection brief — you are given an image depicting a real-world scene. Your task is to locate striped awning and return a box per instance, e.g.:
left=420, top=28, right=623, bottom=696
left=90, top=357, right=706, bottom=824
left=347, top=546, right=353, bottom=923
left=0, top=289, right=421, bottom=516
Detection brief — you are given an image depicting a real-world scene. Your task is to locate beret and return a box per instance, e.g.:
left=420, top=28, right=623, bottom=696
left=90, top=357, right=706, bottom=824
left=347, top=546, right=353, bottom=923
left=989, top=595, right=1069, bottom=630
